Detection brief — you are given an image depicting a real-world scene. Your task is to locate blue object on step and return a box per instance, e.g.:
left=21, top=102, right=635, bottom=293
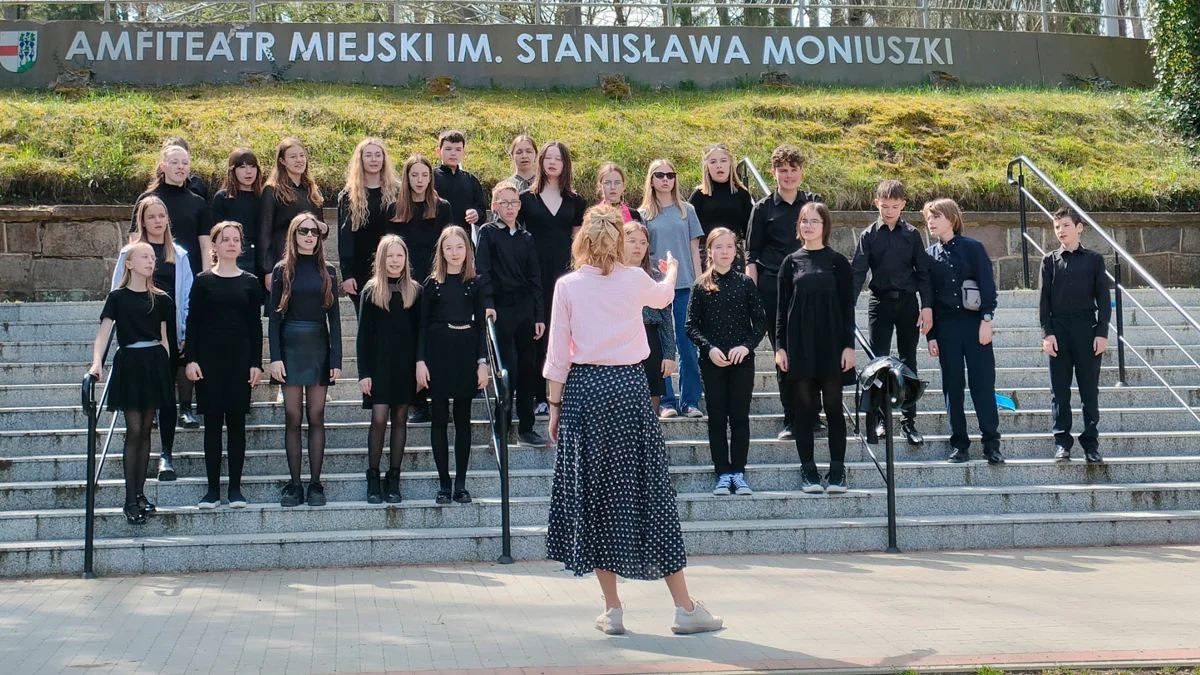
left=995, top=393, right=1017, bottom=411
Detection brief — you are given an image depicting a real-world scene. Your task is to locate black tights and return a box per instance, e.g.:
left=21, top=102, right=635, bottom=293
left=791, top=374, right=847, bottom=472
left=203, top=411, right=247, bottom=493
left=123, top=409, right=154, bottom=506
left=431, top=397, right=472, bottom=491
left=283, top=385, right=327, bottom=484
left=368, top=404, right=409, bottom=472
left=156, top=368, right=194, bottom=453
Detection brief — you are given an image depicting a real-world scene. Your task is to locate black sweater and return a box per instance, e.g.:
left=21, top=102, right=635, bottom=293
left=130, top=183, right=213, bottom=276
left=685, top=269, right=766, bottom=364
left=746, top=190, right=824, bottom=284
left=688, top=182, right=754, bottom=241
left=475, top=220, right=545, bottom=322
left=433, top=165, right=488, bottom=227
left=389, top=198, right=452, bottom=284
left=337, top=186, right=396, bottom=285
left=212, top=189, right=262, bottom=243
left=260, top=182, right=322, bottom=272
left=267, top=254, right=342, bottom=368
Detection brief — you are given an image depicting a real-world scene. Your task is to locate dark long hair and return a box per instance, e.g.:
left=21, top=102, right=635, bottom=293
left=219, top=147, right=264, bottom=197
left=277, top=213, right=334, bottom=314
left=530, top=140, right=575, bottom=197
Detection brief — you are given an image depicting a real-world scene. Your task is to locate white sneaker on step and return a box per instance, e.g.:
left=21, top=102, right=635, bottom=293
left=671, top=599, right=723, bottom=635
left=595, top=606, right=625, bottom=635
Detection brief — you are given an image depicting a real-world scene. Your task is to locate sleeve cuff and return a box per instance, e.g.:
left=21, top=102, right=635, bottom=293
left=542, top=363, right=570, bottom=383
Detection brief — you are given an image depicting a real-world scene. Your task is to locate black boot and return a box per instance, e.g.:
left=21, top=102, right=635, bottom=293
left=385, top=468, right=402, bottom=504
left=157, top=449, right=177, bottom=482
left=366, top=468, right=382, bottom=504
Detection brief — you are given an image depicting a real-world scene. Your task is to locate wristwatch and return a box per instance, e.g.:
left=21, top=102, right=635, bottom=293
left=982, top=313, right=994, bottom=322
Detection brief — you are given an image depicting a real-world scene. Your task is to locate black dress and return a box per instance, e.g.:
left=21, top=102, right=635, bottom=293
left=389, top=198, right=452, bottom=284
left=268, top=255, right=342, bottom=387
left=212, top=189, right=262, bottom=274
left=776, top=247, right=856, bottom=380
left=259, top=182, right=322, bottom=273
left=102, top=288, right=175, bottom=412
left=338, top=186, right=396, bottom=291
left=131, top=183, right=213, bottom=276
left=518, top=190, right=587, bottom=309
left=357, top=280, right=422, bottom=407
left=185, top=271, right=263, bottom=415
left=417, top=273, right=487, bottom=399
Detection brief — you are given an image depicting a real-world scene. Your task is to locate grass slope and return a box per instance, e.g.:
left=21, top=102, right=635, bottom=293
left=1, top=83, right=1198, bottom=210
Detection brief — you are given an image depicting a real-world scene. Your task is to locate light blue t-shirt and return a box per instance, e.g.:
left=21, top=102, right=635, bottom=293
left=643, top=203, right=704, bottom=290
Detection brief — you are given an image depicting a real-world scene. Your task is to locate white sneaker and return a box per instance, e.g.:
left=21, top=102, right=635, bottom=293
left=659, top=406, right=678, bottom=419
left=671, top=599, right=723, bottom=635
left=595, top=607, right=625, bottom=635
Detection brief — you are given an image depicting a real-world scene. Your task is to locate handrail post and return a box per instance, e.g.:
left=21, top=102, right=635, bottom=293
left=1114, top=253, right=1127, bottom=386
left=82, top=375, right=99, bottom=580
left=249, top=0, right=257, bottom=22
left=1018, top=171, right=1030, bottom=289
left=883, top=374, right=899, bottom=554
left=497, top=400, right=513, bottom=564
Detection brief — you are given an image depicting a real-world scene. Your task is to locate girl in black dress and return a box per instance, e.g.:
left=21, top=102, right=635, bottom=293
left=211, top=148, right=264, bottom=275
left=185, top=222, right=263, bottom=510
left=260, top=137, right=324, bottom=288
left=687, top=227, right=766, bottom=497
left=416, top=226, right=489, bottom=505
left=268, top=214, right=342, bottom=508
left=689, top=144, right=754, bottom=264
left=357, top=234, right=422, bottom=504
left=338, top=137, right=401, bottom=314
left=775, top=202, right=856, bottom=494
left=89, top=242, right=175, bottom=525
left=621, top=220, right=676, bottom=413
left=518, top=141, right=587, bottom=415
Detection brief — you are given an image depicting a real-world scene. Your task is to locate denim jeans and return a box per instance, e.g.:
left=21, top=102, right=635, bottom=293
left=661, top=287, right=702, bottom=411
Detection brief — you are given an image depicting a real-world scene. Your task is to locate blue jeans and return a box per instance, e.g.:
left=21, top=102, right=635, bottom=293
left=661, top=287, right=702, bottom=411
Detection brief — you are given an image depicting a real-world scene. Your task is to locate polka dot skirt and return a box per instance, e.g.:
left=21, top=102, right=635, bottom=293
left=547, top=364, right=688, bottom=581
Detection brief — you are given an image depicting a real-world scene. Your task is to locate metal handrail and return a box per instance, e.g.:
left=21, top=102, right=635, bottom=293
left=80, top=323, right=118, bottom=579
left=1008, top=155, right=1200, bottom=427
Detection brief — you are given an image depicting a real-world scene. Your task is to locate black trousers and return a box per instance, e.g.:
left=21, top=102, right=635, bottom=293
left=757, top=278, right=794, bottom=429
left=496, top=298, right=539, bottom=435
left=867, top=292, right=921, bottom=426
left=791, top=374, right=847, bottom=472
left=1049, top=316, right=1102, bottom=451
left=936, top=314, right=1001, bottom=453
left=699, top=358, right=755, bottom=476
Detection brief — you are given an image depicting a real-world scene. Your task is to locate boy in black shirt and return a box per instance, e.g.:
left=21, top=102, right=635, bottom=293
left=746, top=144, right=823, bottom=440
left=851, top=180, right=933, bottom=445
left=476, top=181, right=548, bottom=448
left=433, top=130, right=489, bottom=229
left=1040, top=206, right=1111, bottom=463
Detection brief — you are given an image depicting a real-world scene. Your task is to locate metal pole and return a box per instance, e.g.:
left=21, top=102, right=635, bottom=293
left=1115, top=253, right=1127, bottom=386
left=666, top=0, right=675, bottom=25
left=248, top=0, right=257, bottom=22
left=103, top=0, right=111, bottom=21
left=1018, top=172, right=1030, bottom=288
left=1040, top=0, right=1049, bottom=31
left=82, top=376, right=98, bottom=580
left=883, top=376, right=899, bottom=554
left=1102, top=0, right=1119, bottom=36
left=497, top=397, right=514, bottom=564
left=919, top=0, right=928, bottom=29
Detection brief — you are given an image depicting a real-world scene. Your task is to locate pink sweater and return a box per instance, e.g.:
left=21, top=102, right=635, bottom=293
left=543, top=264, right=675, bottom=383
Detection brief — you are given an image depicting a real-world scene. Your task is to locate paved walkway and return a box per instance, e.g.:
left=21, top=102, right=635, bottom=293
left=3, top=546, right=1200, bottom=675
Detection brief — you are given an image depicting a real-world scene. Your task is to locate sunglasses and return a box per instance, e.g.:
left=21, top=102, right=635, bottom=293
left=296, top=226, right=323, bottom=237
left=652, top=172, right=677, bottom=180
left=705, top=143, right=729, bottom=152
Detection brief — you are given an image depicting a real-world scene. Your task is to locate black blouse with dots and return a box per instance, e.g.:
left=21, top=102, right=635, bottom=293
left=685, top=269, right=767, bottom=364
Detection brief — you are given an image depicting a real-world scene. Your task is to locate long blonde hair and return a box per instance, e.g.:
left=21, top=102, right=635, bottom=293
left=698, top=145, right=748, bottom=197
left=572, top=205, right=625, bottom=275
left=266, top=137, right=324, bottom=207
left=277, top=213, right=334, bottom=315
left=639, top=158, right=686, bottom=221
left=344, top=137, right=401, bottom=231
left=146, top=144, right=190, bottom=193
left=116, top=241, right=168, bottom=310
left=431, top=226, right=476, bottom=284
left=364, top=234, right=419, bottom=311
left=130, top=196, right=177, bottom=265
left=394, top=154, right=440, bottom=223
left=695, top=227, right=737, bottom=293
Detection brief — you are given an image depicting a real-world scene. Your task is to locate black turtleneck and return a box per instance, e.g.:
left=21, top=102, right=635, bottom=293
left=689, top=181, right=754, bottom=241
left=212, top=188, right=262, bottom=243
left=260, top=182, right=322, bottom=272
left=268, top=254, right=342, bottom=367
left=130, top=182, right=213, bottom=275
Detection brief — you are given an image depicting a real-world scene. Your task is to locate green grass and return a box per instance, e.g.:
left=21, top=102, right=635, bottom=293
left=2, top=83, right=1199, bottom=210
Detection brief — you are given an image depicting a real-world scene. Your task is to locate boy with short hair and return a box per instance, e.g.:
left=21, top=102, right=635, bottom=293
left=1040, top=206, right=1110, bottom=463
left=476, top=180, right=548, bottom=448
left=433, top=130, right=489, bottom=229
left=745, top=144, right=823, bottom=440
left=851, top=179, right=933, bottom=445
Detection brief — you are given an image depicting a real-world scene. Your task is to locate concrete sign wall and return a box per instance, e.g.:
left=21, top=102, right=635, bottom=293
left=0, top=21, right=1151, bottom=89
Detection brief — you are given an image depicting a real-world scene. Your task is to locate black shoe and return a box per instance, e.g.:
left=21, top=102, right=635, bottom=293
left=825, top=470, right=848, bottom=494
left=535, top=402, right=550, bottom=418
left=227, top=487, right=248, bottom=509
left=800, top=468, right=824, bottom=494
left=435, top=489, right=452, bottom=505
left=777, top=426, right=794, bottom=441
left=281, top=482, right=304, bottom=507
left=366, top=468, right=382, bottom=504
left=408, top=406, right=430, bottom=424
left=156, top=451, right=177, bottom=482
left=178, top=409, right=200, bottom=429
left=136, top=493, right=156, bottom=515
left=1054, top=446, right=1072, bottom=462
left=947, top=448, right=970, bottom=463
left=984, top=449, right=1006, bottom=465
left=902, top=423, right=924, bottom=446
left=453, top=489, right=472, bottom=504
left=385, top=468, right=402, bottom=504
left=307, top=482, right=327, bottom=507
left=519, top=430, right=549, bottom=448
left=1084, top=449, right=1104, bottom=464
left=124, top=503, right=146, bottom=525
left=198, top=489, right=220, bottom=510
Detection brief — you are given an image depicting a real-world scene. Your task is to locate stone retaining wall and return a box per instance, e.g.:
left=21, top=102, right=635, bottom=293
left=2, top=206, right=1198, bottom=301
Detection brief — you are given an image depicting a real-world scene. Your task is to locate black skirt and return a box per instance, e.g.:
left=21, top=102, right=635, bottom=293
left=277, top=320, right=330, bottom=387
left=425, top=323, right=480, bottom=400
left=194, top=328, right=254, bottom=415
left=547, top=364, right=687, bottom=581
left=641, top=323, right=666, bottom=397
left=363, top=346, right=418, bottom=409
left=107, top=343, right=174, bottom=412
